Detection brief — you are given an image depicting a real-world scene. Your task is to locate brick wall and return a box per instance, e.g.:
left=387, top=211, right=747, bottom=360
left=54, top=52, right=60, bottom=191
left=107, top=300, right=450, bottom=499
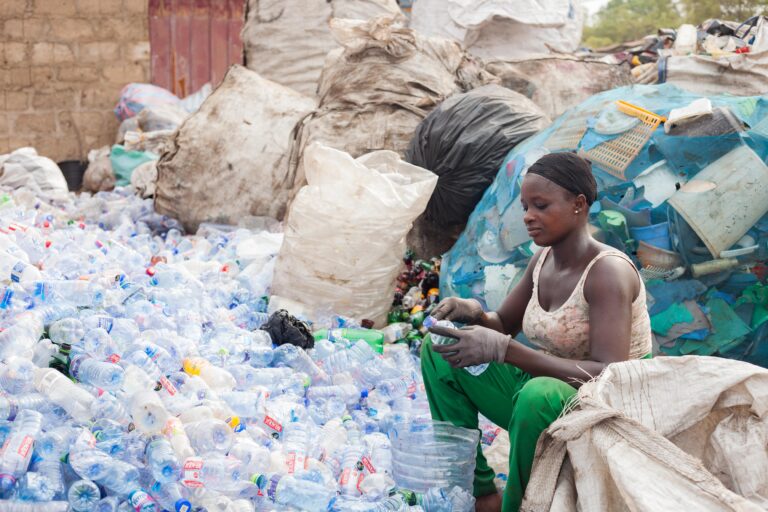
left=1, top=0, right=150, bottom=162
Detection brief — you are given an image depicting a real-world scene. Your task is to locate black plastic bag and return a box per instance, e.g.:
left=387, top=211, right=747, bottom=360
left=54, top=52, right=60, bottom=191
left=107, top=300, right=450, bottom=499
left=260, top=309, right=315, bottom=349
left=405, top=84, right=549, bottom=227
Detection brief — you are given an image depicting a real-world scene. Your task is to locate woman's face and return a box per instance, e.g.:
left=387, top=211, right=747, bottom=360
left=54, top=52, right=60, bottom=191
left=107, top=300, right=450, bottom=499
left=520, top=173, right=585, bottom=246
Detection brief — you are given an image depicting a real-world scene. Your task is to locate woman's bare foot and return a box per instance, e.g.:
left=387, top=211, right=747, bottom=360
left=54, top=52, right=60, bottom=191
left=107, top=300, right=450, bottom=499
left=475, top=491, right=503, bottom=512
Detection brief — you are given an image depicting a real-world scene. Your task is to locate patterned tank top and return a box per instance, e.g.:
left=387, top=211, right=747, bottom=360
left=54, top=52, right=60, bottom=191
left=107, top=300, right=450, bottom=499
left=522, top=247, right=652, bottom=360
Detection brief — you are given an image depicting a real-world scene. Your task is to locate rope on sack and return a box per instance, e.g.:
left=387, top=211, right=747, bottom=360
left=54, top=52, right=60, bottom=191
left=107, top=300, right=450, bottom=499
left=520, top=394, right=758, bottom=512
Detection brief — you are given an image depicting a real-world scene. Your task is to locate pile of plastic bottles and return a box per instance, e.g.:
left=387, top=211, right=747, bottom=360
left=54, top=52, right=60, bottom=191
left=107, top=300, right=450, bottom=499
left=382, top=254, right=443, bottom=353
left=0, top=188, right=476, bottom=512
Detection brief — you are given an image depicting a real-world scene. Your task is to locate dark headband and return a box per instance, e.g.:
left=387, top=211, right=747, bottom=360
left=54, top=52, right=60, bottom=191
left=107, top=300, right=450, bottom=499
left=526, top=152, right=597, bottom=205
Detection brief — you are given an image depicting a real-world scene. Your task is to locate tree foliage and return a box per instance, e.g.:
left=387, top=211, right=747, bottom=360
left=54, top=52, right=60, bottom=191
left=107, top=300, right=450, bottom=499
left=583, top=0, right=768, bottom=48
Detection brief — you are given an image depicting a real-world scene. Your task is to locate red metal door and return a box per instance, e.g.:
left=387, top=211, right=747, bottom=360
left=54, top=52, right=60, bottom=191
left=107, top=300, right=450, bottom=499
left=149, top=0, right=244, bottom=97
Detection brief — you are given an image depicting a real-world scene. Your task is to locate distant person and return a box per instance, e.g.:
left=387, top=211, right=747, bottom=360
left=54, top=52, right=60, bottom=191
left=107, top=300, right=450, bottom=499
left=422, top=152, right=652, bottom=512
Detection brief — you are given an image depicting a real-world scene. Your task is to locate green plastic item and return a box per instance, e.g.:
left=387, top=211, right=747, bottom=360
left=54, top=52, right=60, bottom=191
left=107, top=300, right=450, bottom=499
left=313, top=328, right=385, bottom=354
left=679, top=297, right=751, bottom=356
left=735, top=283, right=768, bottom=329
left=650, top=302, right=694, bottom=336
left=110, top=144, right=158, bottom=187
left=597, top=210, right=633, bottom=249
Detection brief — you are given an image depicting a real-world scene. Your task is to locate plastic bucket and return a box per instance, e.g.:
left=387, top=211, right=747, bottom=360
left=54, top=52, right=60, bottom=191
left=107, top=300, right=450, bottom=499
left=57, top=160, right=87, bottom=191
left=388, top=419, right=479, bottom=493
left=630, top=222, right=671, bottom=250
left=668, top=144, right=768, bottom=257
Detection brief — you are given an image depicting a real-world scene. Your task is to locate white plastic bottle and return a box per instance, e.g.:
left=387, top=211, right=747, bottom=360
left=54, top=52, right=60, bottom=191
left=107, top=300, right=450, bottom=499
left=33, top=368, right=94, bottom=423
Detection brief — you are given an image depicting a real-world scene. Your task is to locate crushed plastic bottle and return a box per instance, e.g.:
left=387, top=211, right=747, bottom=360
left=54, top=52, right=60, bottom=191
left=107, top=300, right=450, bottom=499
left=0, top=188, right=476, bottom=511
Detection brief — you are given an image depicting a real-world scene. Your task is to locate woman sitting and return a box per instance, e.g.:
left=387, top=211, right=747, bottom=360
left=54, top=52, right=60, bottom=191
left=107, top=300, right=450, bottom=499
left=422, top=153, right=652, bottom=512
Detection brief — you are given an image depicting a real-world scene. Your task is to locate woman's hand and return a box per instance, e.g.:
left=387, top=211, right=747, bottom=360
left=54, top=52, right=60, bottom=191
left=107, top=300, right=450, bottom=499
left=430, top=297, right=484, bottom=324
left=429, top=324, right=510, bottom=368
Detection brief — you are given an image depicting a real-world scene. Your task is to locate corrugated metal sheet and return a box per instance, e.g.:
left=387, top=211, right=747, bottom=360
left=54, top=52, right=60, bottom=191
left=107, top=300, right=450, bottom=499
left=149, top=0, right=244, bottom=97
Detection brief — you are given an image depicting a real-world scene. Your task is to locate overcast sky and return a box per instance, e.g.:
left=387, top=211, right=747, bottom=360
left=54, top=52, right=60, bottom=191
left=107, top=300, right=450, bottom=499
left=582, top=0, right=610, bottom=18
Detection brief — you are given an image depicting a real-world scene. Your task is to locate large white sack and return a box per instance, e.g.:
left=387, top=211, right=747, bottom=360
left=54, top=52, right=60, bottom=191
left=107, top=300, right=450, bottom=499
left=288, top=16, right=497, bottom=201
left=155, top=65, right=316, bottom=232
left=272, top=143, right=437, bottom=327
left=82, top=146, right=115, bottom=193
left=523, top=356, right=768, bottom=511
left=0, top=148, right=69, bottom=201
left=130, top=160, right=157, bottom=199
left=241, top=0, right=401, bottom=96
left=661, top=52, right=768, bottom=97
left=486, top=56, right=633, bottom=119
left=411, top=0, right=583, bottom=61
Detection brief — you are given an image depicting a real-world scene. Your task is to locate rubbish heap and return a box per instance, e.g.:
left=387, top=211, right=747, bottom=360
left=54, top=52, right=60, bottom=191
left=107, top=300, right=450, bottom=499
left=0, top=188, right=479, bottom=511
left=443, top=83, right=768, bottom=365
left=601, top=16, right=768, bottom=96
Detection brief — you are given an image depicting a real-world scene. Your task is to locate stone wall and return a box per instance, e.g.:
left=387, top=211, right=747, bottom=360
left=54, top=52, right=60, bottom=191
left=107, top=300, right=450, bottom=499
left=1, top=0, right=150, bottom=162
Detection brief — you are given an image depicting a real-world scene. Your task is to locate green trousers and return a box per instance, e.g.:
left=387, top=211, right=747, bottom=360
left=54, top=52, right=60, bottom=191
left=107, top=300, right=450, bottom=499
left=420, top=336, right=578, bottom=512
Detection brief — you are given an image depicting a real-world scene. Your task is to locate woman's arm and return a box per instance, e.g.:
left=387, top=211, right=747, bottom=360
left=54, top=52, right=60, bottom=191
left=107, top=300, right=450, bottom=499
left=502, top=256, right=638, bottom=386
left=477, top=250, right=542, bottom=335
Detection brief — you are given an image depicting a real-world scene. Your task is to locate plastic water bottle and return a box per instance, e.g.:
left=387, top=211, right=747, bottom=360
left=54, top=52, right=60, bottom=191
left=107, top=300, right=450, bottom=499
left=93, top=459, right=140, bottom=495
left=130, top=341, right=179, bottom=374
left=339, top=445, right=365, bottom=497
left=149, top=480, right=192, bottom=512
left=229, top=439, right=270, bottom=476
left=376, top=377, right=414, bottom=400
left=0, top=314, right=42, bottom=360
left=184, top=419, right=233, bottom=454
left=380, top=323, right=410, bottom=344
left=307, top=384, right=364, bottom=406
left=180, top=456, right=242, bottom=491
left=145, top=436, right=181, bottom=483
left=254, top=473, right=335, bottom=512
left=446, top=486, right=476, bottom=512
left=0, top=393, right=48, bottom=421
left=31, top=338, right=58, bottom=368
left=35, top=280, right=104, bottom=307
left=182, top=357, right=236, bottom=390
left=227, top=366, right=292, bottom=390
left=67, top=479, right=101, bottom=512
left=0, top=356, right=35, bottom=393
left=69, top=355, right=125, bottom=390
left=426, top=318, right=489, bottom=376
left=281, top=421, right=309, bottom=475
left=0, top=251, right=41, bottom=284
left=69, top=444, right=112, bottom=482
left=242, top=345, right=274, bottom=368
left=220, top=391, right=268, bottom=418
left=90, top=393, right=131, bottom=426
left=159, top=417, right=195, bottom=461
left=0, top=501, right=69, bottom=511
left=37, top=460, right=65, bottom=499
left=364, top=433, right=393, bottom=477
left=37, top=426, right=76, bottom=460
left=272, top=344, right=329, bottom=385
left=332, top=495, right=409, bottom=511
left=77, top=328, right=119, bottom=361
left=0, top=409, right=43, bottom=495
left=129, top=391, right=171, bottom=434
left=93, top=497, right=121, bottom=512
left=48, top=317, right=85, bottom=345
left=16, top=471, right=48, bottom=501
left=128, top=489, right=159, bottom=512
left=347, top=340, right=377, bottom=365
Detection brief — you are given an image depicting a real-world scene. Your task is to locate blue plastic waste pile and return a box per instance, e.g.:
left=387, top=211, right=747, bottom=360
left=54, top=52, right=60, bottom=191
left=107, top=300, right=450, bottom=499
left=442, top=83, right=768, bottom=366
